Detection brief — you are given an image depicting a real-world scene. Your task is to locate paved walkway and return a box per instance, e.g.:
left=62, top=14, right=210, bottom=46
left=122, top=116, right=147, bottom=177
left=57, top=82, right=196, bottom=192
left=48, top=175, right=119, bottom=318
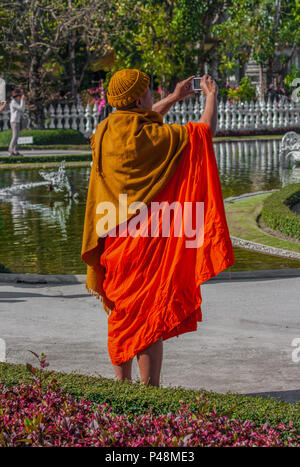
left=1, top=271, right=300, bottom=402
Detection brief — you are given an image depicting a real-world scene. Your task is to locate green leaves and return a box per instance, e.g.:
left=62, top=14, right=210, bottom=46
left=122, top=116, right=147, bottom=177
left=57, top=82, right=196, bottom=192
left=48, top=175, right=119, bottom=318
left=109, top=0, right=224, bottom=89
left=261, top=183, right=300, bottom=240
left=213, top=0, right=300, bottom=85
left=1, top=0, right=299, bottom=106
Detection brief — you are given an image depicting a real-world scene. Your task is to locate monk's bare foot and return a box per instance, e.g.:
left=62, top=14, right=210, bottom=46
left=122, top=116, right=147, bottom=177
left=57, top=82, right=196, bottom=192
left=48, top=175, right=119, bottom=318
left=113, top=357, right=133, bottom=381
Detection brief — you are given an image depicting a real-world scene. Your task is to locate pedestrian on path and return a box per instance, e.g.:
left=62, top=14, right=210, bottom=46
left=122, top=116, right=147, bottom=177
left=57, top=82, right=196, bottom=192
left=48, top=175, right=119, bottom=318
left=82, top=69, right=234, bottom=387
left=8, top=89, right=26, bottom=157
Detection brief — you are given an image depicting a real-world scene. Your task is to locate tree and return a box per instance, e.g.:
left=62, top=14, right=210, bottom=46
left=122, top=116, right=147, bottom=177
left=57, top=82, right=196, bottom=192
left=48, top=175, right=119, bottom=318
left=50, top=0, right=112, bottom=102
left=1, top=0, right=63, bottom=127
left=213, top=0, right=300, bottom=99
left=0, top=0, right=112, bottom=126
left=108, top=0, right=229, bottom=93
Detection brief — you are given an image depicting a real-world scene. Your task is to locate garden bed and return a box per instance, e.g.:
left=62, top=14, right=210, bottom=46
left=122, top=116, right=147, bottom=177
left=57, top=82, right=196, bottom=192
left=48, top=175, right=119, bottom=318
left=225, top=194, right=300, bottom=254
left=0, top=358, right=299, bottom=447
left=261, top=184, right=300, bottom=241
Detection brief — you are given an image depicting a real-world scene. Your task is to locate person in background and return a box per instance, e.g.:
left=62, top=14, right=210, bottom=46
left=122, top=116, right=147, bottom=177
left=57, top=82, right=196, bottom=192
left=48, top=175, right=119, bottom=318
left=0, top=101, right=6, bottom=113
left=8, top=89, right=25, bottom=156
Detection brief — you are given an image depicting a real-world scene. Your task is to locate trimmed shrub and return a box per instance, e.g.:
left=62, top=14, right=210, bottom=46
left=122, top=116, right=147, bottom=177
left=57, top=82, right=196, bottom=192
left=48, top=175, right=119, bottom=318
left=261, top=184, right=300, bottom=240
left=2, top=360, right=300, bottom=435
left=0, top=378, right=299, bottom=446
left=0, top=129, right=87, bottom=146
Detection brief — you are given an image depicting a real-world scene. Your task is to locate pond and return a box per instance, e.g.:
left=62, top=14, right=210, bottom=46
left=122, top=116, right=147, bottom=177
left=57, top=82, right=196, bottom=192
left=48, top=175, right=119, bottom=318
left=0, top=139, right=300, bottom=274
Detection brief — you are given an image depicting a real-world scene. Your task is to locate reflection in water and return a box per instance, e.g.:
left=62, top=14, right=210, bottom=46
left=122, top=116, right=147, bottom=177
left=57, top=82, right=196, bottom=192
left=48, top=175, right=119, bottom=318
left=0, top=180, right=51, bottom=196
left=0, top=161, right=77, bottom=199
left=9, top=196, right=73, bottom=239
left=214, top=139, right=300, bottom=192
left=0, top=140, right=300, bottom=274
left=0, top=165, right=77, bottom=238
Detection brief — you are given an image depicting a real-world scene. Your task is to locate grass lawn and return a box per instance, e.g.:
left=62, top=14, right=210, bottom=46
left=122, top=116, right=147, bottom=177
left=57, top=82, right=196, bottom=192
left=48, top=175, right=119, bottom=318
left=1, top=361, right=300, bottom=433
left=0, top=160, right=91, bottom=169
left=0, top=145, right=90, bottom=151
left=0, top=152, right=91, bottom=169
left=225, top=194, right=300, bottom=253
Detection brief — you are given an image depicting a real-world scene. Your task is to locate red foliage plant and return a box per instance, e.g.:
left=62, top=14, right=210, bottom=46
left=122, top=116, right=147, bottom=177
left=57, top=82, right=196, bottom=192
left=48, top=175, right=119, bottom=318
left=0, top=353, right=299, bottom=447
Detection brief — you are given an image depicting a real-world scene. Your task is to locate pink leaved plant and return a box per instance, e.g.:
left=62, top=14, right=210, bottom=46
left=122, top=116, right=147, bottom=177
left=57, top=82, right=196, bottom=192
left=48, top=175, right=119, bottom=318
left=0, top=353, right=299, bottom=447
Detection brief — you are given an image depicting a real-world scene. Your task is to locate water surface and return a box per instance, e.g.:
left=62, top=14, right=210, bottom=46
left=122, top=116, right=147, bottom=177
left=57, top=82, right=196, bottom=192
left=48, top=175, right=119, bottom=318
left=1, top=140, right=299, bottom=274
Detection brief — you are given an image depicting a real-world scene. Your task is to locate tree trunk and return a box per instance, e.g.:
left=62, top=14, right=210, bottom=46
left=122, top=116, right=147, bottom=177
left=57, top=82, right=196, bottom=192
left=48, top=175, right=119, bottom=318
left=27, top=4, right=44, bottom=128
left=266, top=57, right=274, bottom=91
left=28, top=51, right=44, bottom=129
left=67, top=34, right=78, bottom=102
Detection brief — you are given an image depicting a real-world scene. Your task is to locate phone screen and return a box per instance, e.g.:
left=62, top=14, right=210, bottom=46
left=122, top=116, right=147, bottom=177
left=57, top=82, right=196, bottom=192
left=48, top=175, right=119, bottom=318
left=192, top=78, right=201, bottom=90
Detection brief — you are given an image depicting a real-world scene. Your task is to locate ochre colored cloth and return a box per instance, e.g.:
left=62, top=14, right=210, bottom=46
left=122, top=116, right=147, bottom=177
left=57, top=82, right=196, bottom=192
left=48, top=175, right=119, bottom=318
left=100, top=122, right=235, bottom=365
left=81, top=109, right=189, bottom=313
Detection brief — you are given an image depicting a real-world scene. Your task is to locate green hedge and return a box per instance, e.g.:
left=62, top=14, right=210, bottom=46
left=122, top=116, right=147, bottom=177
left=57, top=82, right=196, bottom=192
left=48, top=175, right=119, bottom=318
left=261, top=184, right=300, bottom=240
left=0, top=129, right=87, bottom=146
left=1, top=362, right=300, bottom=432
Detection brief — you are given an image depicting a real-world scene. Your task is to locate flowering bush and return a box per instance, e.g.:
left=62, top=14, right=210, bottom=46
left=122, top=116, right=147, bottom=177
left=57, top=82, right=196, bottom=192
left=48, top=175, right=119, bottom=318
left=220, top=77, right=257, bottom=103
left=87, top=80, right=107, bottom=114
left=0, top=353, right=299, bottom=447
left=1, top=380, right=299, bottom=447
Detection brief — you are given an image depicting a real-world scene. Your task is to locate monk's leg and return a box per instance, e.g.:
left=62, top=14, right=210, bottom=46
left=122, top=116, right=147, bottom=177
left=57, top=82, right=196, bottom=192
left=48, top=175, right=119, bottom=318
left=137, top=337, right=163, bottom=387
left=113, top=358, right=133, bottom=381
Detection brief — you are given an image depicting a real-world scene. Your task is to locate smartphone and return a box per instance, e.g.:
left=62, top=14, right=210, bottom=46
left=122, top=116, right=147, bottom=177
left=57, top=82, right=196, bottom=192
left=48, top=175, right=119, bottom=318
left=192, top=77, right=201, bottom=91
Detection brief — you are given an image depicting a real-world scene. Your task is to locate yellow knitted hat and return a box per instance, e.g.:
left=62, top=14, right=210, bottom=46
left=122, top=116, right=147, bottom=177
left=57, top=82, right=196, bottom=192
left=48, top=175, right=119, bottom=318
left=107, top=69, right=150, bottom=108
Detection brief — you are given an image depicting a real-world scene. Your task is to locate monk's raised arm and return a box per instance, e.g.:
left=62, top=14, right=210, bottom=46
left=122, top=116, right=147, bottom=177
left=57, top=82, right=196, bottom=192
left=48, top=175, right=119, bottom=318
left=152, top=76, right=197, bottom=117
left=199, top=74, right=218, bottom=136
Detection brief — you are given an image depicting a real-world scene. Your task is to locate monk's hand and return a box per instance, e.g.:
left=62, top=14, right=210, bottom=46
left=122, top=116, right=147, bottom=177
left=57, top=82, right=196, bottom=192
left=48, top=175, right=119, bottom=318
left=172, top=76, right=198, bottom=102
left=200, top=74, right=218, bottom=97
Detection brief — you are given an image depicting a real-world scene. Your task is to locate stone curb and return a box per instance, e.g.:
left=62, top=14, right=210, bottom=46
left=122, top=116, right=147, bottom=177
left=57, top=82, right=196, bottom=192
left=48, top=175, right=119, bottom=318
left=224, top=190, right=279, bottom=205
left=0, top=273, right=86, bottom=284
left=231, top=236, right=300, bottom=260
left=1, top=269, right=300, bottom=286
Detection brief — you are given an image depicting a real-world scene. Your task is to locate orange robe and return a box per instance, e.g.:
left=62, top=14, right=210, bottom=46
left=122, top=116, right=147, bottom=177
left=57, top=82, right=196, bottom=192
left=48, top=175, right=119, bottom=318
left=100, top=122, right=234, bottom=365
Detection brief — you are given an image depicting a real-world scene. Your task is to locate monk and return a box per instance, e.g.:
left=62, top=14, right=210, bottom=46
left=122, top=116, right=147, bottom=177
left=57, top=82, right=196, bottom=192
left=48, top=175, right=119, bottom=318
left=81, top=69, right=234, bottom=387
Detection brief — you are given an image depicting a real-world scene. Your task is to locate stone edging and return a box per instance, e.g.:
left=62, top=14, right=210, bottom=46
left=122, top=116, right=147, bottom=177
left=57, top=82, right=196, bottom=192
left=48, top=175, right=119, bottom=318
left=230, top=236, right=300, bottom=260
left=224, top=190, right=279, bottom=205
left=0, top=273, right=86, bottom=284
left=224, top=190, right=300, bottom=261
left=1, top=268, right=300, bottom=285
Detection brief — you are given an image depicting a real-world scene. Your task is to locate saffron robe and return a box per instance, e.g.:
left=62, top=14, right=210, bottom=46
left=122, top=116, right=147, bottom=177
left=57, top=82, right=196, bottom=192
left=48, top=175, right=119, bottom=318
left=100, top=122, right=235, bottom=365
left=81, top=109, right=189, bottom=313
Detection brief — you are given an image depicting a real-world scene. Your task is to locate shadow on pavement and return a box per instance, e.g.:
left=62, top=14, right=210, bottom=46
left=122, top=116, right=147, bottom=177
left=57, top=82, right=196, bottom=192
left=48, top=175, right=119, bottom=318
left=245, top=389, right=300, bottom=404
